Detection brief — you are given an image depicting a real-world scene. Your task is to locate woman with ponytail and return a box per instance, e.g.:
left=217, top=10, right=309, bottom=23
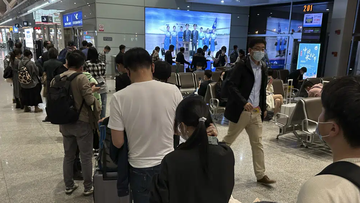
left=150, top=96, right=235, bottom=203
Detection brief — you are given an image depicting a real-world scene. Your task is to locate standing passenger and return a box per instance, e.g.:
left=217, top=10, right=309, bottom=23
left=109, top=48, right=183, bottom=203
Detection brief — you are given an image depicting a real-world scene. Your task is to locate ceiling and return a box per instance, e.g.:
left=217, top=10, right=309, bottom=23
left=186, top=0, right=313, bottom=7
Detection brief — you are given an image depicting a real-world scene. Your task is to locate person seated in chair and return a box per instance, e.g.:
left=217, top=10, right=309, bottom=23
left=288, top=67, right=307, bottom=89
left=191, top=49, right=206, bottom=71
left=198, top=70, right=213, bottom=97
left=194, top=62, right=205, bottom=73
left=303, top=81, right=323, bottom=97
left=266, top=74, right=283, bottom=115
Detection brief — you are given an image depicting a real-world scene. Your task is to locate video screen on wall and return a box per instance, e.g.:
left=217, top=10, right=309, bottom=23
left=297, top=43, right=321, bottom=79
left=145, top=8, right=231, bottom=56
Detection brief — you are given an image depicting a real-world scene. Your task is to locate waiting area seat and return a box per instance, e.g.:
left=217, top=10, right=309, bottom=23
left=272, top=79, right=285, bottom=97
left=212, top=71, right=222, bottom=83
left=275, top=97, right=322, bottom=147
left=178, top=72, right=196, bottom=95
left=207, top=82, right=225, bottom=120
left=168, top=72, right=178, bottom=85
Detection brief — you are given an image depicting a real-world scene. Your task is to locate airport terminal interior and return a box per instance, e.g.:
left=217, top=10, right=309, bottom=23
left=1, top=0, right=360, bottom=202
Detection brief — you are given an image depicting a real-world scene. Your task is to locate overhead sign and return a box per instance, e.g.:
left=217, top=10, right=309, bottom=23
left=41, top=16, right=53, bottom=23
left=24, top=29, right=34, bottom=49
left=13, top=26, right=19, bottom=33
left=63, top=11, right=83, bottom=27
left=303, top=13, right=323, bottom=28
left=296, top=43, right=321, bottom=79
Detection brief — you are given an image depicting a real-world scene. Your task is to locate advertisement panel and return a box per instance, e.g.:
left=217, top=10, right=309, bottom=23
left=296, top=43, right=321, bottom=78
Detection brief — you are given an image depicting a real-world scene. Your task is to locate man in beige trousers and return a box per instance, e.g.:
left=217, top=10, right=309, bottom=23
left=223, top=38, right=275, bottom=184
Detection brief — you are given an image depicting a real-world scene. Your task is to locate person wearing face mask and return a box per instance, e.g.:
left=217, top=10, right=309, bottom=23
left=98, top=45, right=111, bottom=64
left=297, top=76, right=360, bottom=203
left=150, top=96, right=235, bottom=203
left=222, top=38, right=276, bottom=184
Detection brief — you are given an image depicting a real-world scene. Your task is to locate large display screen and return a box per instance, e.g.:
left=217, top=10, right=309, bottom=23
left=296, top=43, right=321, bottom=79
left=145, top=8, right=231, bottom=55
left=303, top=13, right=323, bottom=28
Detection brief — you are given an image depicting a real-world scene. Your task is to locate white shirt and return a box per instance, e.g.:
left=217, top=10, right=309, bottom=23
left=248, top=59, right=262, bottom=107
left=297, top=159, right=360, bottom=203
left=108, top=80, right=183, bottom=168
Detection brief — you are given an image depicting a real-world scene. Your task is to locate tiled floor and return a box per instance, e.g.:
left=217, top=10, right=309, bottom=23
left=0, top=50, right=332, bottom=203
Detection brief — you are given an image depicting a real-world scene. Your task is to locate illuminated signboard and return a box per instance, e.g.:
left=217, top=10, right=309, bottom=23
left=297, top=43, right=321, bottom=79
left=63, top=11, right=83, bottom=27
left=303, top=13, right=323, bottom=27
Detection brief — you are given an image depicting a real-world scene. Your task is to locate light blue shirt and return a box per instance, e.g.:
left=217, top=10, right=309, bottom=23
left=248, top=59, right=262, bottom=107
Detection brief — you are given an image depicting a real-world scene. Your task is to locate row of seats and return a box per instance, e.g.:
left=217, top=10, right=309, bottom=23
left=275, top=97, right=323, bottom=148
left=272, top=69, right=289, bottom=83
left=168, top=71, right=222, bottom=94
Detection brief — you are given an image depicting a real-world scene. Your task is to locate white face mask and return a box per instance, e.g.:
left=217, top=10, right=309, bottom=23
left=177, top=123, right=189, bottom=140
left=252, top=51, right=265, bottom=61
left=315, top=118, right=333, bottom=140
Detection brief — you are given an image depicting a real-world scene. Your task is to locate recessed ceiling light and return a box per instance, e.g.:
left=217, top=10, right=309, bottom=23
left=237, top=16, right=240, bottom=18
left=187, top=9, right=190, bottom=11
left=257, top=13, right=260, bottom=16
left=177, top=7, right=180, bottom=9
left=74, top=2, right=76, bottom=4
left=270, top=12, right=272, bottom=14
left=221, top=0, right=224, bottom=3
left=326, top=8, right=329, bottom=11
left=187, top=5, right=190, bottom=8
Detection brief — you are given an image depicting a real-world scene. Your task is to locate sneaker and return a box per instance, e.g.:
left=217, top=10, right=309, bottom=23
left=34, top=106, right=43, bottom=113
left=24, top=106, right=31, bottom=112
left=65, top=183, right=79, bottom=195
left=83, top=187, right=94, bottom=196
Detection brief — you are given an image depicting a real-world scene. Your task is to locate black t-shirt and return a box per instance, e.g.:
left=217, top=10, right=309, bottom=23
left=198, top=80, right=213, bottom=97
left=116, top=73, right=131, bottom=92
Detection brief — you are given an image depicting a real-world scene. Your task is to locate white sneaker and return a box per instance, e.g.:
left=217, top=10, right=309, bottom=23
left=83, top=187, right=94, bottom=196
left=65, top=183, right=79, bottom=195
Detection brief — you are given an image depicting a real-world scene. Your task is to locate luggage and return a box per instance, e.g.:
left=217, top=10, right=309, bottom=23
left=93, top=125, right=131, bottom=203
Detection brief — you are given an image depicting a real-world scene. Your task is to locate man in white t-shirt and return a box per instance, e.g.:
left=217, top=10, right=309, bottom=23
left=108, top=48, right=183, bottom=203
left=297, top=76, right=360, bottom=203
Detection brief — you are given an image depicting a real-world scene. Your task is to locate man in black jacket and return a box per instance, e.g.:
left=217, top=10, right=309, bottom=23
left=115, top=52, right=131, bottom=91
left=198, top=70, right=213, bottom=97
left=176, top=47, right=190, bottom=66
left=165, top=45, right=176, bottom=65
left=223, top=38, right=276, bottom=185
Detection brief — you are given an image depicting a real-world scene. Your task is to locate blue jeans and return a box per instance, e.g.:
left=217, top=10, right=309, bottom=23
left=100, top=93, right=107, bottom=119
left=130, top=165, right=161, bottom=203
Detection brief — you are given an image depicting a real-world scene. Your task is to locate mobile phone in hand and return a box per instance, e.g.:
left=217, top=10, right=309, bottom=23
left=95, top=81, right=105, bottom=87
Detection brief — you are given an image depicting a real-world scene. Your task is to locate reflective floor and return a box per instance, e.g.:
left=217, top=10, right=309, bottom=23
left=0, top=50, right=332, bottom=203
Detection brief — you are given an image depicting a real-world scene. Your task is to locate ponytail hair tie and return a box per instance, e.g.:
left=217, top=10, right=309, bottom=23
left=199, top=117, right=207, bottom=123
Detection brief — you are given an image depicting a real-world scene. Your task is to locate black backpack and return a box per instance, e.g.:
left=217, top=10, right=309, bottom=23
left=3, top=57, right=12, bottom=79
left=220, top=68, right=234, bottom=99
left=46, top=73, right=84, bottom=124
left=317, top=161, right=360, bottom=189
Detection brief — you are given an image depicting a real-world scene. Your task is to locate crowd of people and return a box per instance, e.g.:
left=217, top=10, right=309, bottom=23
left=3, top=37, right=360, bottom=203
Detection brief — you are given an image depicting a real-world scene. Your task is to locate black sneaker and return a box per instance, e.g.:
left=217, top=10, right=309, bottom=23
left=65, top=183, right=79, bottom=195
left=83, top=187, right=94, bottom=196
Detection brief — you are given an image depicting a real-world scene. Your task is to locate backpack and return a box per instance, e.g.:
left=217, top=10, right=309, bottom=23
left=317, top=161, right=360, bottom=189
left=230, top=51, right=237, bottom=63
left=46, top=73, right=84, bottom=124
left=18, top=61, right=32, bottom=85
left=220, top=68, right=234, bottom=99
left=3, top=57, right=12, bottom=79
left=58, top=48, right=68, bottom=64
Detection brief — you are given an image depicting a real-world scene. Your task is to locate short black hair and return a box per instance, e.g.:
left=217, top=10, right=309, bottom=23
left=196, top=62, right=204, bottom=67
left=197, top=48, right=203, bottom=54
left=44, top=40, right=51, bottom=49
left=233, top=45, right=238, bottom=50
left=15, top=42, right=22, bottom=49
left=23, top=49, right=32, bottom=57
left=169, top=45, right=175, bottom=50
left=104, top=45, right=111, bottom=51
left=239, top=49, right=245, bottom=55
left=87, top=43, right=93, bottom=48
left=303, top=80, right=314, bottom=89
left=248, top=38, right=266, bottom=48
left=193, top=24, right=197, bottom=27
left=67, top=50, right=85, bottom=69
left=48, top=48, right=58, bottom=59
left=203, top=45, right=208, bottom=50
left=68, top=41, right=75, bottom=47
left=119, top=44, right=126, bottom=51
left=180, top=26, right=183, bottom=28
left=204, top=70, right=212, bottom=79
left=115, top=52, right=124, bottom=65
left=155, top=46, right=160, bottom=51
left=221, top=46, right=227, bottom=52
left=124, top=47, right=152, bottom=71
left=180, top=47, right=185, bottom=52
left=173, top=25, right=176, bottom=28
left=301, top=67, right=307, bottom=72
left=153, top=61, right=171, bottom=82
left=82, top=40, right=88, bottom=47
left=322, top=76, right=360, bottom=148
left=185, top=24, right=189, bottom=26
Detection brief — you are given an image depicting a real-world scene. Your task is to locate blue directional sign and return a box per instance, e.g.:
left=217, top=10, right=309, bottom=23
left=63, top=11, right=83, bottom=27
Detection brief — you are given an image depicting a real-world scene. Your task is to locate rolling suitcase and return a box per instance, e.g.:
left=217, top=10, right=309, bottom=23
left=93, top=125, right=131, bottom=203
